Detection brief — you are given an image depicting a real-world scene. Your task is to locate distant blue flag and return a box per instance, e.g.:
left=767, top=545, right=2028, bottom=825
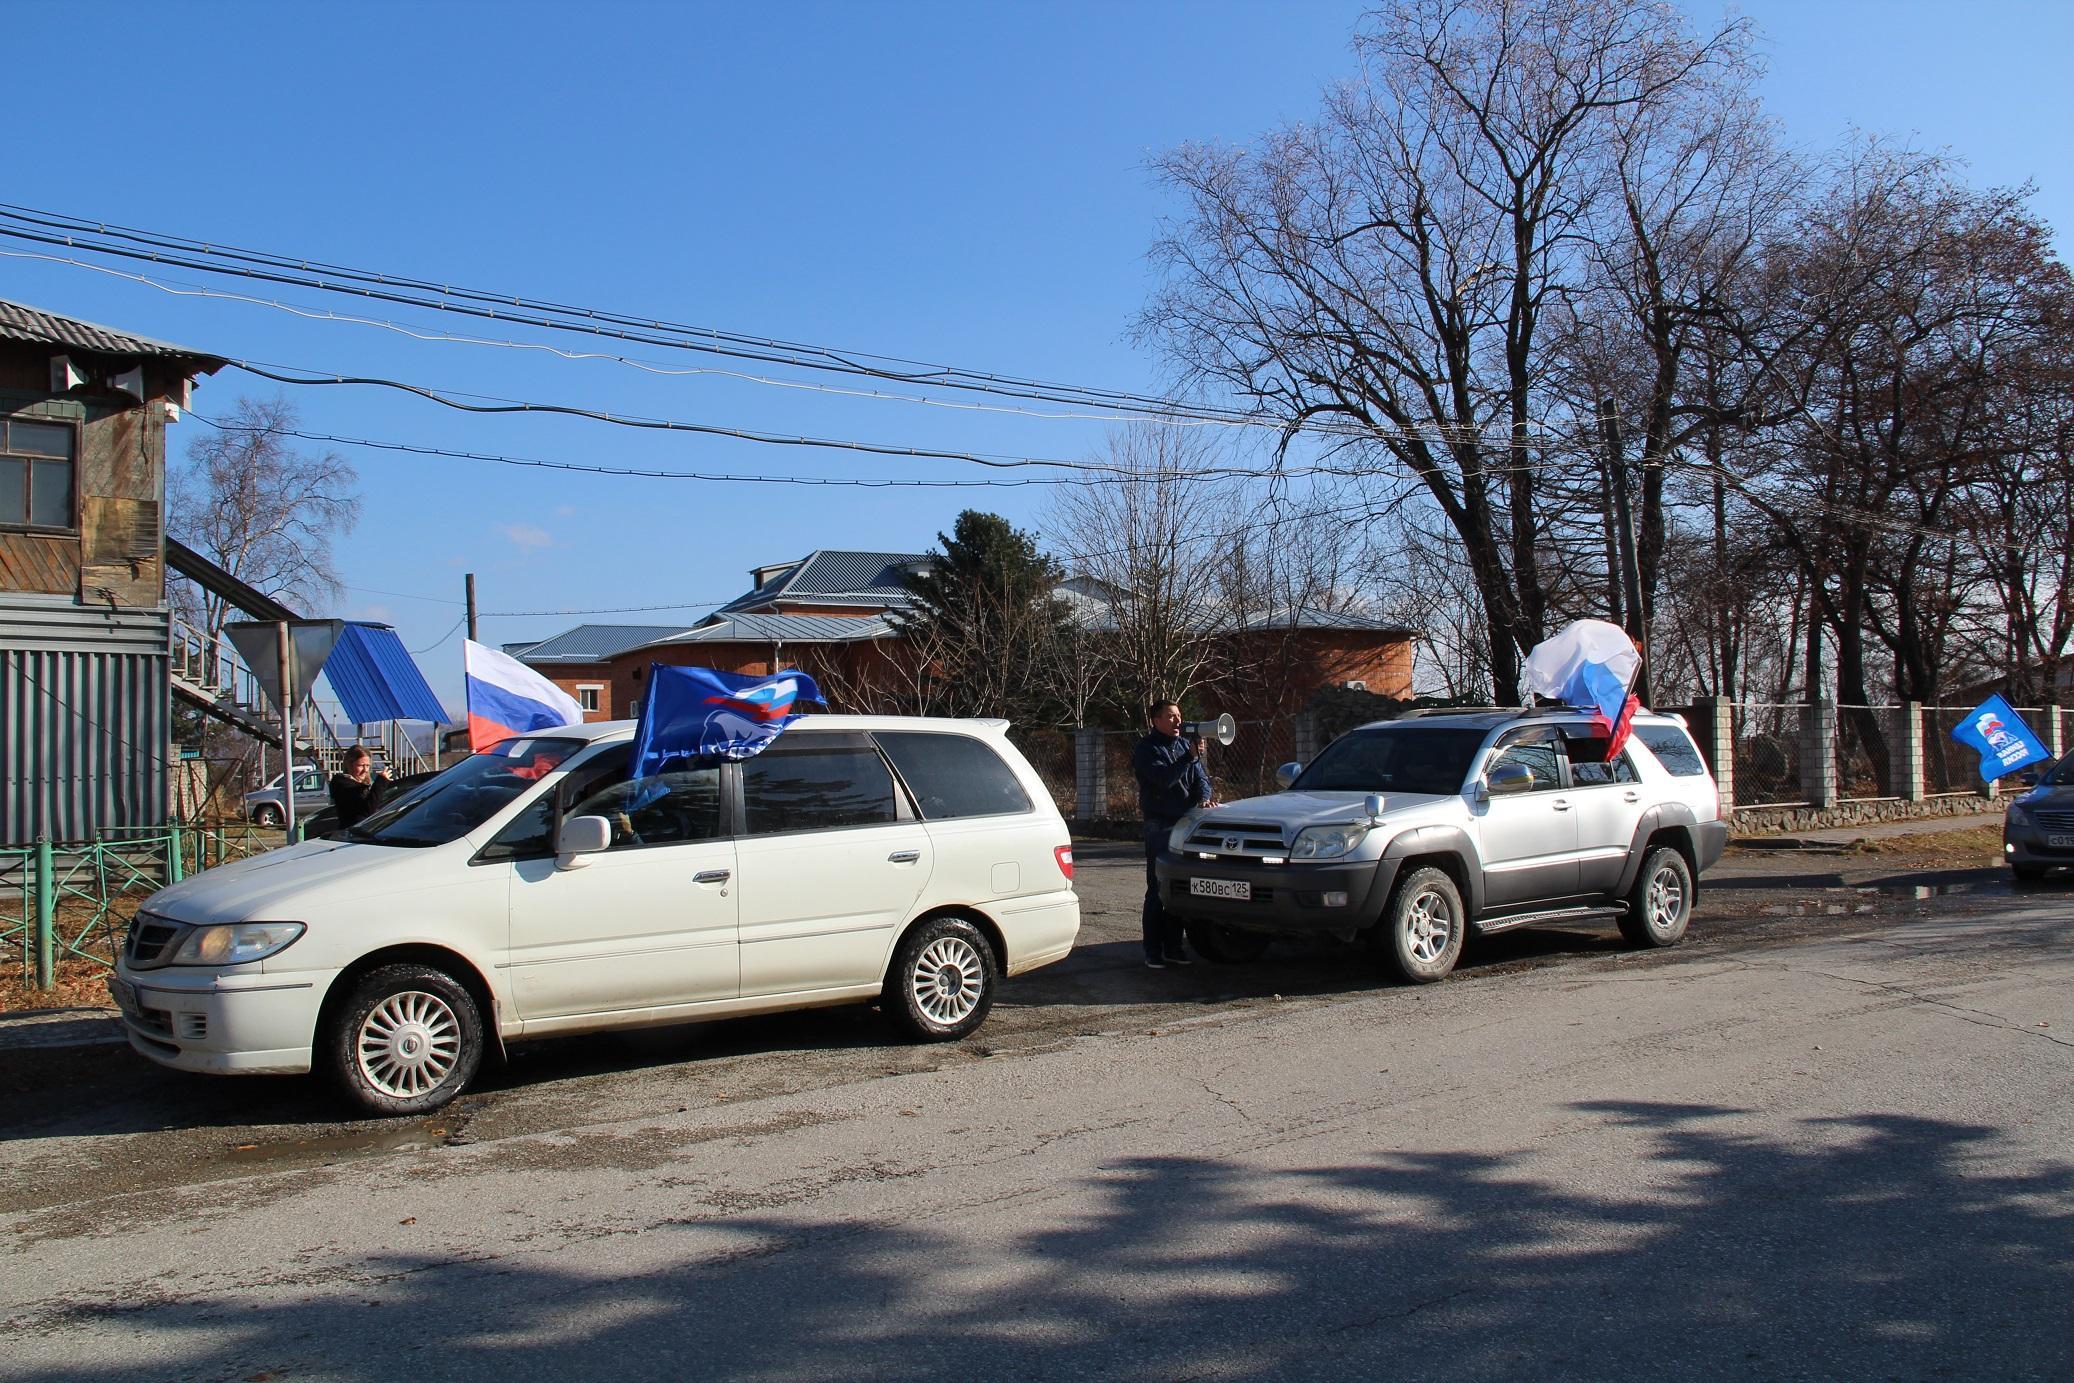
left=628, top=665, right=822, bottom=776
left=1951, top=694, right=2050, bottom=781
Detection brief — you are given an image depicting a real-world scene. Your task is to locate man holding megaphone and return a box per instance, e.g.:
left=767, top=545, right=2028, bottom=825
left=1133, top=699, right=1218, bottom=969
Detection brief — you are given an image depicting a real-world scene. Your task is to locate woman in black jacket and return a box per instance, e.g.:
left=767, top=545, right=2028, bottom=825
left=329, top=747, right=391, bottom=830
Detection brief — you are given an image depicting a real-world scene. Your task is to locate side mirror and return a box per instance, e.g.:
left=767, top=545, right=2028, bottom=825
left=2018, top=770, right=2041, bottom=787
left=1486, top=763, right=1535, bottom=796
left=556, top=814, right=612, bottom=869
left=1275, top=761, right=1302, bottom=790
left=1362, top=793, right=1385, bottom=823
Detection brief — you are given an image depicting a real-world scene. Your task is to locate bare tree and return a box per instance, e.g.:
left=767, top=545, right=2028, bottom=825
left=1046, top=425, right=1235, bottom=719
left=169, top=395, right=361, bottom=640
left=1145, top=0, right=1746, bottom=701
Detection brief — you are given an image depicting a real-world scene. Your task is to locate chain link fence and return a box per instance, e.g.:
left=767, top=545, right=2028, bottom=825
left=1732, top=703, right=1802, bottom=806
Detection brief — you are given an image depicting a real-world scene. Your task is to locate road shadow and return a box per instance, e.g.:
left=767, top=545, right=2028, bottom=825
left=16, top=1102, right=2070, bottom=1379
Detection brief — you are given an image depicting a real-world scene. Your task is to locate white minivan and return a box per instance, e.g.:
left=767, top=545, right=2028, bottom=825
left=112, top=716, right=1080, bottom=1115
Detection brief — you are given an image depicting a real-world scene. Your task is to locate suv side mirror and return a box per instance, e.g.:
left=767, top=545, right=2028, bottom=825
left=1362, top=793, right=1385, bottom=822
left=1275, top=761, right=1302, bottom=790
left=557, top=814, right=612, bottom=869
left=2018, top=769, right=2041, bottom=787
left=1486, top=763, right=1535, bottom=796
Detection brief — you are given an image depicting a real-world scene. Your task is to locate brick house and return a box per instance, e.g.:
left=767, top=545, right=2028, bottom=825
left=512, top=548, right=1416, bottom=723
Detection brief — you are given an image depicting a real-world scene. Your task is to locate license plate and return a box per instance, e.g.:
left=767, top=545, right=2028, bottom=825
left=2049, top=835, right=2074, bottom=849
left=109, top=976, right=138, bottom=1016
left=1190, top=877, right=1251, bottom=901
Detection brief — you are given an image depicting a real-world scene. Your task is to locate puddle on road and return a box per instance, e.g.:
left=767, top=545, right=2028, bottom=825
left=1761, top=900, right=1880, bottom=917
left=1760, top=882, right=1979, bottom=916
left=226, top=1124, right=445, bottom=1164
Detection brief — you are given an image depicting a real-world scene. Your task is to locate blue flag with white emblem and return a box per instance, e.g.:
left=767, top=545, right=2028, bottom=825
left=628, top=665, right=822, bottom=775
left=1951, top=694, right=2050, bottom=782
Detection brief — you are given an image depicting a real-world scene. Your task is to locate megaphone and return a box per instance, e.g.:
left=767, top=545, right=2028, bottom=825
left=1183, top=713, right=1238, bottom=747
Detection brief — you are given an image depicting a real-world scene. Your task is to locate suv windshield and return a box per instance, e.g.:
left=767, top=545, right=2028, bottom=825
left=2038, top=754, right=2074, bottom=787
left=1293, top=726, right=1486, bottom=796
left=346, top=737, right=585, bottom=847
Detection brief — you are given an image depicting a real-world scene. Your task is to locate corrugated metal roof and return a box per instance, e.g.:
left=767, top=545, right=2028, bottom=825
left=322, top=624, right=450, bottom=724
left=516, top=624, right=690, bottom=662
left=661, top=613, right=893, bottom=645
left=718, top=549, right=926, bottom=613
left=0, top=297, right=227, bottom=367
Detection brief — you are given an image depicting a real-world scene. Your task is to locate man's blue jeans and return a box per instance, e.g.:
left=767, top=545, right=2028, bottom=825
left=1142, top=818, right=1185, bottom=961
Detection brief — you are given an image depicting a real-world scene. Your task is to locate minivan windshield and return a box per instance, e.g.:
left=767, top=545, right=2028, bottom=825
left=345, top=737, right=585, bottom=847
left=1293, top=726, right=1485, bottom=796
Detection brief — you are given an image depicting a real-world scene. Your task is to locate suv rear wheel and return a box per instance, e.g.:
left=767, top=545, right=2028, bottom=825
left=1380, top=866, right=1464, bottom=984
left=1619, top=846, right=1693, bottom=948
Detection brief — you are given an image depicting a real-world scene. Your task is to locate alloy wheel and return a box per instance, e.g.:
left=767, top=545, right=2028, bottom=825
left=356, top=989, right=463, bottom=1099
left=910, top=935, right=985, bottom=1026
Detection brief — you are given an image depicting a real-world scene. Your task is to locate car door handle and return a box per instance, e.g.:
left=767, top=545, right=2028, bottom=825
left=1552, top=799, right=1572, bottom=811
left=887, top=850, right=921, bottom=864
left=693, top=869, right=730, bottom=884
left=1622, top=790, right=1641, bottom=803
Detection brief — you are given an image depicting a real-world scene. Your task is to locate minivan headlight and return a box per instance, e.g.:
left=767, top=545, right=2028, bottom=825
left=171, top=922, right=306, bottom=966
left=1291, top=822, right=1370, bottom=859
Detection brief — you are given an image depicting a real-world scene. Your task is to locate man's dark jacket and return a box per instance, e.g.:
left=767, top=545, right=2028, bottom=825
left=1132, top=731, right=1211, bottom=823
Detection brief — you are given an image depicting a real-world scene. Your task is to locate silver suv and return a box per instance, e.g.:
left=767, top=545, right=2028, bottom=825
left=1155, top=709, right=1728, bottom=982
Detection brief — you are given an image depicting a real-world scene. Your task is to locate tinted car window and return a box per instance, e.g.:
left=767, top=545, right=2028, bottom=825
left=569, top=762, right=723, bottom=849
left=1294, top=727, right=1484, bottom=795
left=875, top=732, right=1031, bottom=820
left=349, top=737, right=583, bottom=847
left=742, top=738, right=898, bottom=834
left=1634, top=725, right=1707, bottom=777
left=1564, top=736, right=1638, bottom=786
left=1489, top=734, right=1563, bottom=792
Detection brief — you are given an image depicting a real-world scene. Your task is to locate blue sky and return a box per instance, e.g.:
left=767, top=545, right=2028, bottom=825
left=5, top=2, right=2069, bottom=711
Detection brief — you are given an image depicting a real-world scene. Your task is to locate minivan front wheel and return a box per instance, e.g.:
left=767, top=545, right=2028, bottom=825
left=885, top=916, right=997, bottom=1042
left=326, top=963, right=483, bottom=1116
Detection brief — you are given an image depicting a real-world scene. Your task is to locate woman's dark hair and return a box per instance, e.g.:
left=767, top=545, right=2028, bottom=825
left=343, top=746, right=372, bottom=767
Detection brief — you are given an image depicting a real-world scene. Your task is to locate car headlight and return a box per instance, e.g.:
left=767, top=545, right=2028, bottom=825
left=1169, top=806, right=1206, bottom=850
left=2006, top=802, right=2032, bottom=827
left=1291, top=822, right=1371, bottom=859
left=171, top=922, right=306, bottom=966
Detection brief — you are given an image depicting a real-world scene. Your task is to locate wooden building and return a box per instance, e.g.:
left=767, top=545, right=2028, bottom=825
left=0, top=299, right=225, bottom=844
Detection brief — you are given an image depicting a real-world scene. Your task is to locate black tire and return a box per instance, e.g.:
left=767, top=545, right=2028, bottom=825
left=2011, top=863, right=2046, bottom=884
left=325, top=963, right=483, bottom=1116
left=1620, top=846, right=1693, bottom=948
left=1380, top=866, right=1465, bottom=983
left=884, top=916, right=997, bottom=1042
left=1186, top=919, right=1272, bottom=964
left=253, top=803, right=284, bottom=829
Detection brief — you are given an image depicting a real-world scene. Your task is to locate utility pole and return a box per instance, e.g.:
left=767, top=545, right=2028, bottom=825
left=275, top=620, right=296, bottom=840
left=465, top=573, right=478, bottom=643
left=1599, top=399, right=1650, bottom=705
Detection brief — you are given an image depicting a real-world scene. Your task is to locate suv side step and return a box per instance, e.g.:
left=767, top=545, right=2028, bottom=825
left=1473, top=904, right=1626, bottom=936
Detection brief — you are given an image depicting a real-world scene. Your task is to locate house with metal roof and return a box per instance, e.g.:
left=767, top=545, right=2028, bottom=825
left=513, top=545, right=1417, bottom=724
left=1, top=298, right=227, bottom=842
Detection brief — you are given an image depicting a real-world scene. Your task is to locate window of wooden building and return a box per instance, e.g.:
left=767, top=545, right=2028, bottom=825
left=0, top=417, right=77, bottom=531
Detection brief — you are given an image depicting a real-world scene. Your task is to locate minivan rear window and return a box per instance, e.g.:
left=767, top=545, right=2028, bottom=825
left=1633, top=725, right=1707, bottom=777
left=875, top=732, right=1032, bottom=820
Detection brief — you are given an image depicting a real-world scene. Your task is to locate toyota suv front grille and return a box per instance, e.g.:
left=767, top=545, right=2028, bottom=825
left=1182, top=820, right=1287, bottom=856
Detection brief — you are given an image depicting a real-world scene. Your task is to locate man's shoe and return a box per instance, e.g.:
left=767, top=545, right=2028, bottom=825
left=1144, top=957, right=1167, bottom=969
left=1163, top=951, right=1193, bottom=966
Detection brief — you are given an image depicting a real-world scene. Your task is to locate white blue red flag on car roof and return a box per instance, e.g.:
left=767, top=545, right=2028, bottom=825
left=1522, top=619, right=1642, bottom=761
left=1951, top=695, right=2050, bottom=782
left=463, top=639, right=585, bottom=752
left=628, top=665, right=822, bottom=773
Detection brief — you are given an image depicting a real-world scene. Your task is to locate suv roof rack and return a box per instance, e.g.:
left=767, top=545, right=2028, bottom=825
left=1397, top=705, right=1535, bottom=719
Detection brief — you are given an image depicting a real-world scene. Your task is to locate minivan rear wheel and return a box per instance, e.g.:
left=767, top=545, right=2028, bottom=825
left=885, top=916, right=996, bottom=1042
left=326, top=963, right=483, bottom=1116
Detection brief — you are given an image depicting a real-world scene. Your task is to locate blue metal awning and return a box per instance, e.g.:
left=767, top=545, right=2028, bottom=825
left=323, top=623, right=450, bottom=724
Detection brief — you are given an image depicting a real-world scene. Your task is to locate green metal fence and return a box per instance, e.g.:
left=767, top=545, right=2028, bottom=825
left=3, top=824, right=285, bottom=989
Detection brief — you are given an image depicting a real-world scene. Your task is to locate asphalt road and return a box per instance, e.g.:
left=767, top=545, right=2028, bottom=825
left=3, top=844, right=2070, bottom=1380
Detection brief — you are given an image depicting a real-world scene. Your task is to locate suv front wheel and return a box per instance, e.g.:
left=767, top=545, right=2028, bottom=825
left=1619, top=846, right=1693, bottom=948
left=1380, top=866, right=1465, bottom=984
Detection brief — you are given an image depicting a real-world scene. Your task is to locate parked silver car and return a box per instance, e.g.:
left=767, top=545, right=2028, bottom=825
left=241, top=766, right=329, bottom=828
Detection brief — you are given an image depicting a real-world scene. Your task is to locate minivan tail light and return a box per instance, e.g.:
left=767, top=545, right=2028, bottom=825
left=1054, top=845, right=1074, bottom=880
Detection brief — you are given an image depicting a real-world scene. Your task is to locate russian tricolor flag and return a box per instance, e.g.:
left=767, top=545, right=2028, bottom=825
left=463, top=639, right=585, bottom=751
left=1522, top=619, right=1643, bottom=760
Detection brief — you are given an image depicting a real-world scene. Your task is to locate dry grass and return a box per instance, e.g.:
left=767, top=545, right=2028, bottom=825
left=1847, top=825, right=2005, bottom=858
left=0, top=955, right=116, bottom=1014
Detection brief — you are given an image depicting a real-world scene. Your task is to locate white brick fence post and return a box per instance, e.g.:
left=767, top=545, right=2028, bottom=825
left=1074, top=727, right=1106, bottom=822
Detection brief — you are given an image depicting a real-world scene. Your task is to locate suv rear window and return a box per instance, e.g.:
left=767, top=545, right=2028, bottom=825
left=1633, top=725, right=1707, bottom=777
left=875, top=731, right=1031, bottom=820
